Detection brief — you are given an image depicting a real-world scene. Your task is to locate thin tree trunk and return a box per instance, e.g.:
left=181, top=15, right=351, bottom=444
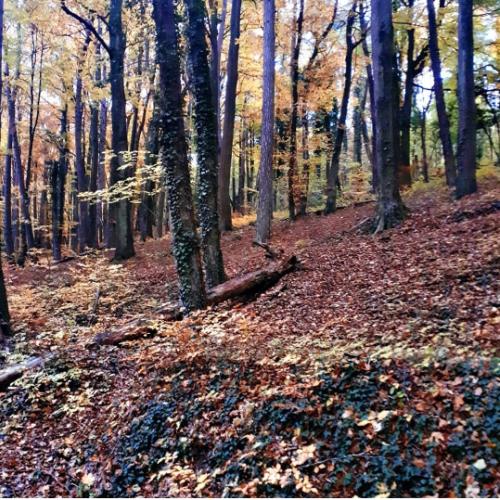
left=325, top=1, right=357, bottom=214
left=3, top=128, right=14, bottom=259
left=287, top=0, right=304, bottom=220
left=218, top=0, right=242, bottom=231
left=427, top=0, right=456, bottom=186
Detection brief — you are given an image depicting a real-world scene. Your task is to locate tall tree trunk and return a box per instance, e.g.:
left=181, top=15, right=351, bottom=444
left=287, top=0, right=304, bottom=220
left=455, top=0, right=476, bottom=198
left=74, top=36, right=91, bottom=253
left=3, top=128, right=14, bottom=259
left=255, top=0, right=275, bottom=243
left=298, top=109, right=310, bottom=216
left=51, top=106, right=69, bottom=262
left=427, top=0, right=456, bottom=186
left=218, top=0, right=242, bottom=231
left=5, top=65, right=35, bottom=254
left=371, top=0, right=406, bottom=231
left=138, top=99, right=159, bottom=242
left=399, top=0, right=416, bottom=188
left=353, top=83, right=363, bottom=165
left=108, top=0, right=134, bottom=260
left=152, top=0, right=206, bottom=311
left=325, top=1, right=357, bottom=214
left=184, top=0, right=226, bottom=288
left=359, top=0, right=377, bottom=189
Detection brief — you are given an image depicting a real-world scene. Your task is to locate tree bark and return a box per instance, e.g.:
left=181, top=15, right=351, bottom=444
left=108, top=0, right=135, bottom=260
left=371, top=0, right=406, bottom=231
left=152, top=0, right=206, bottom=311
left=455, top=0, right=477, bottom=198
left=218, top=0, right=242, bottom=231
left=427, top=0, right=456, bottom=186
left=287, top=0, right=304, bottom=220
left=325, top=2, right=357, bottom=214
left=184, top=0, right=226, bottom=288
left=256, top=0, right=276, bottom=243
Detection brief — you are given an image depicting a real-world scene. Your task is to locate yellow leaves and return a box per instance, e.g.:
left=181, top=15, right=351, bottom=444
left=292, top=443, right=316, bottom=466
left=263, top=464, right=282, bottom=485
left=80, top=472, right=95, bottom=487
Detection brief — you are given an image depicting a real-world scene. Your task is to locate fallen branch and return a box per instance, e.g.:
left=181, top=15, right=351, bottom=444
left=0, top=354, right=53, bottom=391
left=90, top=255, right=298, bottom=347
left=207, top=254, right=297, bottom=305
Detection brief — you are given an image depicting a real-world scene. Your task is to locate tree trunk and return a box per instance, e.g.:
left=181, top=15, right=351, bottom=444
left=184, top=0, right=226, bottom=288
left=427, top=0, right=456, bottom=186
left=0, top=0, right=10, bottom=344
left=74, top=40, right=90, bottom=253
left=371, top=0, right=406, bottom=231
left=3, top=128, right=14, bottom=259
left=455, top=0, right=476, bottom=198
left=108, top=0, right=135, bottom=260
left=287, top=0, right=304, bottom=220
left=256, top=0, right=276, bottom=243
left=359, top=0, right=377, bottom=190
left=152, top=0, right=206, bottom=311
left=325, top=2, right=356, bottom=214
left=51, top=107, right=69, bottom=262
left=298, top=109, right=310, bottom=216
left=218, top=0, right=242, bottom=231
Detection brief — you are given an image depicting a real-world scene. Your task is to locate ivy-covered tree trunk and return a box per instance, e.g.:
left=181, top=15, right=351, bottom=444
left=255, top=0, right=276, bottom=243
left=218, top=0, right=242, bottom=231
left=108, top=0, right=134, bottom=260
left=184, top=0, right=226, bottom=288
left=427, top=0, right=456, bottom=187
left=371, top=0, right=406, bottom=231
left=325, top=1, right=356, bottom=214
left=152, top=0, right=206, bottom=311
left=455, top=0, right=476, bottom=198
left=0, top=251, right=10, bottom=344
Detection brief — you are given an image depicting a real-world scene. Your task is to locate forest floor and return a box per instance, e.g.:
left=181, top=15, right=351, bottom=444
left=0, top=175, right=499, bottom=497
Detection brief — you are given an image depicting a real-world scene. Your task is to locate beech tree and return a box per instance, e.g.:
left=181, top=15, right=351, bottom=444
left=218, top=0, right=243, bottom=231
left=152, top=0, right=206, bottom=311
left=371, top=0, right=406, bottom=231
left=184, top=0, right=226, bottom=287
left=455, top=0, right=477, bottom=198
left=255, top=0, right=276, bottom=243
left=427, top=0, right=456, bottom=187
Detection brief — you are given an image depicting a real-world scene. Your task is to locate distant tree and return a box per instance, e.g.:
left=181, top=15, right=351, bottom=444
left=218, top=0, right=243, bottom=231
left=255, top=0, right=276, bottom=243
left=184, top=0, right=226, bottom=287
left=456, top=0, right=477, bottom=198
left=62, top=0, right=135, bottom=260
left=325, top=1, right=358, bottom=214
left=152, top=0, right=206, bottom=311
left=287, top=0, right=304, bottom=220
left=371, top=0, right=406, bottom=231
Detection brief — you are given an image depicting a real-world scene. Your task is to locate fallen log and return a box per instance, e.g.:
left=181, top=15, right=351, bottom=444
left=0, top=354, right=52, bottom=391
left=90, top=255, right=297, bottom=347
left=206, top=254, right=297, bottom=305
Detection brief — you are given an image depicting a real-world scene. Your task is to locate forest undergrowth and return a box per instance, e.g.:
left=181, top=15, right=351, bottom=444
left=0, top=176, right=499, bottom=497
